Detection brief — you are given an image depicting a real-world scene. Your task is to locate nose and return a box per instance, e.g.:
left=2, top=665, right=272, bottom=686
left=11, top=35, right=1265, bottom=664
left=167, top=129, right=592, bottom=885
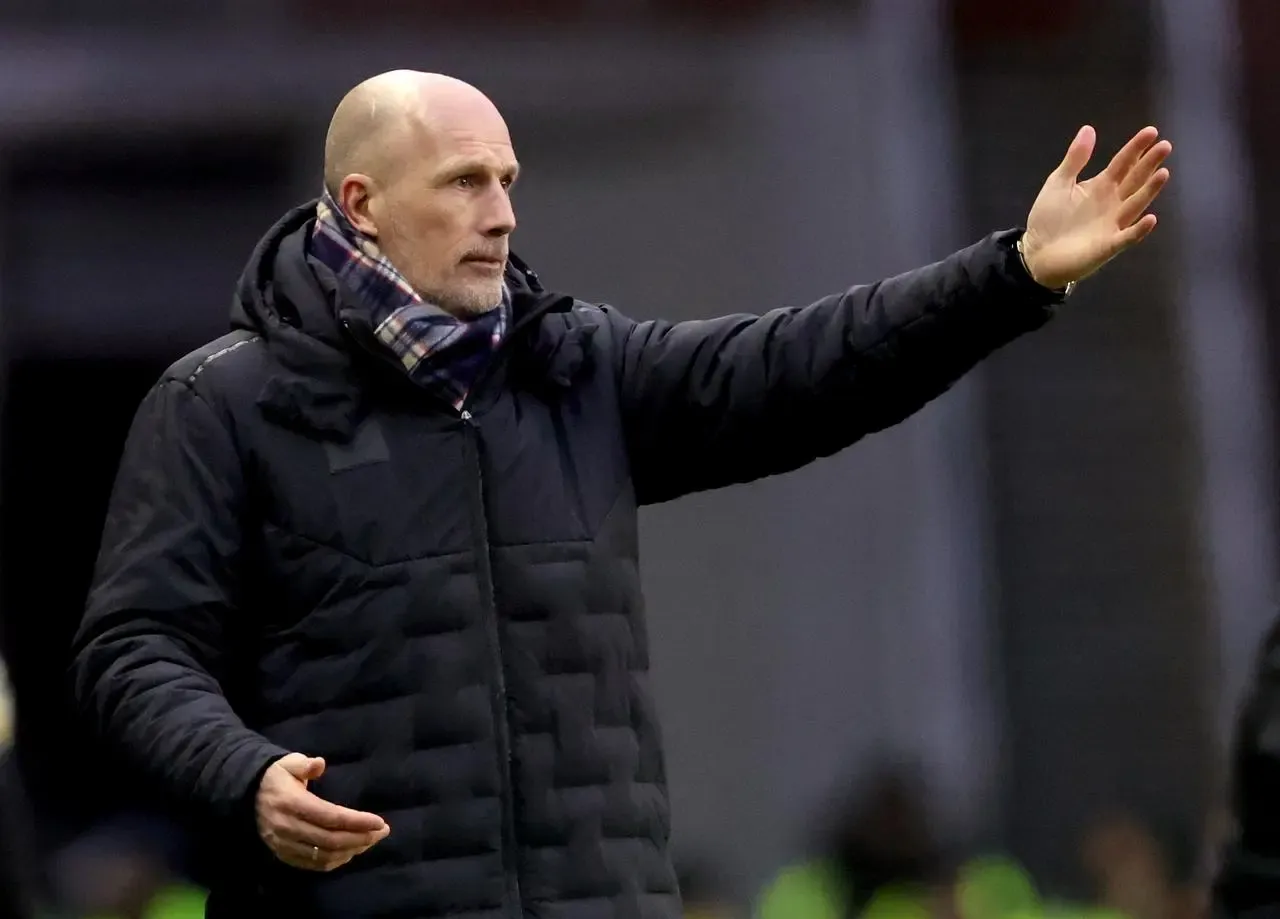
left=482, top=185, right=517, bottom=239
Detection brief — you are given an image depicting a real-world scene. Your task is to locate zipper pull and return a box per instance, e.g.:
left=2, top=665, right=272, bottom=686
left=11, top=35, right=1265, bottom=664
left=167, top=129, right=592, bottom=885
left=460, top=409, right=474, bottom=424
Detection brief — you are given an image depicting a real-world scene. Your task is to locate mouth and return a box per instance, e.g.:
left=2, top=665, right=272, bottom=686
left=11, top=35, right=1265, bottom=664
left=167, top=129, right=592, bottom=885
left=461, top=254, right=506, bottom=270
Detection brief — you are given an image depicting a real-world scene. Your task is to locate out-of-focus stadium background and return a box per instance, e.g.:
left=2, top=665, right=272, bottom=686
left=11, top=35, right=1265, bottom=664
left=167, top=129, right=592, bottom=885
left=0, top=1, right=1278, bottom=917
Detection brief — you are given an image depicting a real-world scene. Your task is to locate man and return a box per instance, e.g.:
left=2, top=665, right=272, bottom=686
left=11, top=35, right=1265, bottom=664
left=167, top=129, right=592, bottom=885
left=1215, top=617, right=1280, bottom=919
left=0, top=654, right=35, bottom=919
left=71, top=70, right=1171, bottom=918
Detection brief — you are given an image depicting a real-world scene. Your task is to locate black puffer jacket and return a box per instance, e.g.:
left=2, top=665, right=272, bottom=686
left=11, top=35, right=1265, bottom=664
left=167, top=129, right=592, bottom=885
left=1217, top=616, right=1280, bottom=919
left=0, top=658, right=35, bottom=919
left=72, top=202, right=1059, bottom=919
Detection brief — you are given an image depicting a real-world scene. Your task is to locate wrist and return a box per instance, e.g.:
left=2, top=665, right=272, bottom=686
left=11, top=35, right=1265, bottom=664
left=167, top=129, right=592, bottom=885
left=1017, top=232, right=1076, bottom=298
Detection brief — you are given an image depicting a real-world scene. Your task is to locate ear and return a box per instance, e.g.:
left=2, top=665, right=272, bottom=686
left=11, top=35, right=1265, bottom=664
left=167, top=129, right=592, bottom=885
left=339, top=174, right=380, bottom=238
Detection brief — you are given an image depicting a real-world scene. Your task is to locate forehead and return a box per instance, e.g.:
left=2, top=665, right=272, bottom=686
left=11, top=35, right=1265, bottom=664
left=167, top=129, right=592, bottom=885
left=431, top=129, right=519, bottom=174
left=409, top=97, right=517, bottom=172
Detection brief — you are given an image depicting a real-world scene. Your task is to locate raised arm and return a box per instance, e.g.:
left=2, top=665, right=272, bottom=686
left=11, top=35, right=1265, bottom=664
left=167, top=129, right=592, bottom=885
left=616, top=125, right=1171, bottom=504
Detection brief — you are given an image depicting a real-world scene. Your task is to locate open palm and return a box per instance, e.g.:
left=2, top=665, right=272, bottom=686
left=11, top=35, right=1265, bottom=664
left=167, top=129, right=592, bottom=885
left=1021, top=125, right=1172, bottom=290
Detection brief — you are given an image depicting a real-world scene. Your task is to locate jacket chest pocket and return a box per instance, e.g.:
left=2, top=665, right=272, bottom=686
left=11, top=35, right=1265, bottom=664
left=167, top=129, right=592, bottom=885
left=253, top=415, right=477, bottom=569
left=480, top=387, right=632, bottom=547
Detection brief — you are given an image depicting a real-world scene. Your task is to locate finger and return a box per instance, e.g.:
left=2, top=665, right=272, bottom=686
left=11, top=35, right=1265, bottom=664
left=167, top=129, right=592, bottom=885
left=276, top=814, right=388, bottom=852
left=302, top=757, right=326, bottom=781
left=269, top=835, right=351, bottom=872
left=267, top=826, right=387, bottom=871
left=1100, top=126, right=1160, bottom=184
left=332, top=838, right=382, bottom=864
left=1117, top=139, right=1172, bottom=198
left=1054, top=125, right=1097, bottom=181
left=1116, top=168, right=1170, bottom=228
left=276, top=757, right=325, bottom=783
left=287, top=788, right=388, bottom=833
left=329, top=837, right=383, bottom=863
left=1108, top=213, right=1159, bottom=258
left=278, top=754, right=326, bottom=783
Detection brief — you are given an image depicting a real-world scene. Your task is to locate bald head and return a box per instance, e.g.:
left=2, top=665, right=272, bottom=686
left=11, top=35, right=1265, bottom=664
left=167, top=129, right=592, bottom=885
left=323, top=71, right=503, bottom=199
left=322, top=71, right=520, bottom=317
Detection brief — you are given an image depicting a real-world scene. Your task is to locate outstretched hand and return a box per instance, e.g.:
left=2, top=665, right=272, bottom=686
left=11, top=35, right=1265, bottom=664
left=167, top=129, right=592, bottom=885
left=257, top=753, right=390, bottom=872
left=1020, top=125, right=1172, bottom=290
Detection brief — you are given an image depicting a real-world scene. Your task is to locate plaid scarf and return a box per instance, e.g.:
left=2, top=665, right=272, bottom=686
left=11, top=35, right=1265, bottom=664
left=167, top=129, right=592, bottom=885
left=311, top=193, right=509, bottom=411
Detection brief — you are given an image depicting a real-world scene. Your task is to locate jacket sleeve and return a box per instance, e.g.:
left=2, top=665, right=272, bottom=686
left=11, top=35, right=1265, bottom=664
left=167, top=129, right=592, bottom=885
left=71, top=379, right=289, bottom=830
left=0, top=661, right=35, bottom=919
left=1216, top=616, right=1280, bottom=918
left=0, top=763, right=35, bottom=919
left=614, top=229, right=1061, bottom=505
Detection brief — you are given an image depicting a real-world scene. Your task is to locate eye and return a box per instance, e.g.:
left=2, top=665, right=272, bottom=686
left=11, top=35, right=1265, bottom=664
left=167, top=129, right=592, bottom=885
left=501, top=175, right=516, bottom=190
left=455, top=174, right=478, bottom=189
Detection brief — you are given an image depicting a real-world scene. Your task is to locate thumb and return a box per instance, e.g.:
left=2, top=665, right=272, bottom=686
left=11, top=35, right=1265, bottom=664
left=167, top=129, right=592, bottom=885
left=1054, top=125, right=1096, bottom=181
left=278, top=753, right=326, bottom=783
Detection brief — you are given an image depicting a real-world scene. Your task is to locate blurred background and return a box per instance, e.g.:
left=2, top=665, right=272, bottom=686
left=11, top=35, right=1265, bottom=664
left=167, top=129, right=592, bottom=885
left=0, top=0, right=1276, bottom=917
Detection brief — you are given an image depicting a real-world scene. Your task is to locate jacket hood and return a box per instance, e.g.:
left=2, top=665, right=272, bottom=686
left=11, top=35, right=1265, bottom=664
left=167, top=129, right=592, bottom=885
left=229, top=199, right=580, bottom=442
left=230, top=198, right=546, bottom=340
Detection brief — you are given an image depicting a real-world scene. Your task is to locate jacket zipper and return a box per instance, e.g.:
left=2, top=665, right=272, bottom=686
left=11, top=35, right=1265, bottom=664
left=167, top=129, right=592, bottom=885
left=449, top=297, right=566, bottom=919
left=340, top=287, right=567, bottom=919
left=460, top=411, right=522, bottom=919
left=340, top=288, right=566, bottom=417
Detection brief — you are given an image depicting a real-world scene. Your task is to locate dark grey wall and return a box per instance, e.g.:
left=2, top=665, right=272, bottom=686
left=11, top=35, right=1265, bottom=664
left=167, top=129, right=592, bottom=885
left=953, top=0, right=1216, bottom=892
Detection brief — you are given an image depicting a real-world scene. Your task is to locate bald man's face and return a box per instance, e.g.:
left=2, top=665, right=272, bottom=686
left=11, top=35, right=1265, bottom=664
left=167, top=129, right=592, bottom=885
left=340, top=104, right=519, bottom=318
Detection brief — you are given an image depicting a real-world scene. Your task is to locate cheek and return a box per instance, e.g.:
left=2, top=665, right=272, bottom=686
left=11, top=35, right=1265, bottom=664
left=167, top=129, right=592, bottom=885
left=408, top=206, right=467, bottom=254
left=381, top=211, right=436, bottom=261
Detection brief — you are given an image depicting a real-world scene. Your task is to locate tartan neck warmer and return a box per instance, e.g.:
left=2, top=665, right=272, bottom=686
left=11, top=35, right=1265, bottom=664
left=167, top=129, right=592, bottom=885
left=311, top=192, right=509, bottom=411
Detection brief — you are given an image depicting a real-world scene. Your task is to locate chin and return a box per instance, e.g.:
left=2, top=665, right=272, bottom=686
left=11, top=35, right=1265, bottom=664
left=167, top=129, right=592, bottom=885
left=458, top=282, right=501, bottom=318
left=444, top=282, right=504, bottom=318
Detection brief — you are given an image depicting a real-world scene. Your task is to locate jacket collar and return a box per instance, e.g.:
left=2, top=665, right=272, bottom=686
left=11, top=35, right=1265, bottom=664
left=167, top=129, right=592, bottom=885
left=231, top=201, right=586, bottom=442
